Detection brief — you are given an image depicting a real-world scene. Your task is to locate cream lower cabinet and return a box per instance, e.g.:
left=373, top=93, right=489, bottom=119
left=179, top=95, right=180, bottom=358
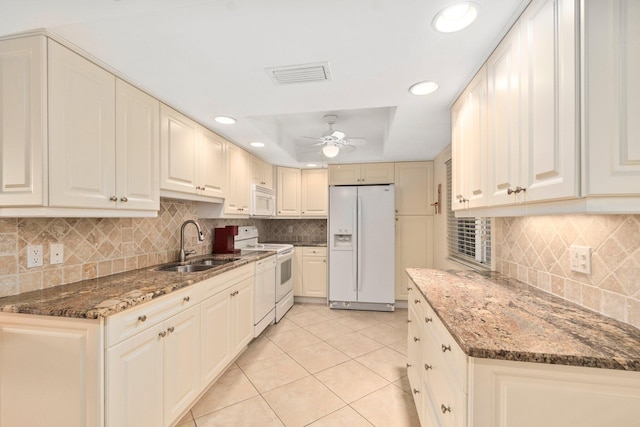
left=301, top=247, right=327, bottom=298
left=293, top=248, right=303, bottom=296
left=407, top=281, right=640, bottom=427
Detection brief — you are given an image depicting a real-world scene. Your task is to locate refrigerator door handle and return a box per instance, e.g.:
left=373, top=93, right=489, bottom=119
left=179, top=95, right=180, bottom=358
left=357, top=194, right=363, bottom=292
left=352, top=194, right=358, bottom=292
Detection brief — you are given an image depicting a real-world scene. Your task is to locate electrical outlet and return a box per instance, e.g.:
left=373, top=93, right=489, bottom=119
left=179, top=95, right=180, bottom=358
left=27, top=245, right=43, bottom=268
left=570, top=245, right=591, bottom=274
left=50, top=243, right=64, bottom=265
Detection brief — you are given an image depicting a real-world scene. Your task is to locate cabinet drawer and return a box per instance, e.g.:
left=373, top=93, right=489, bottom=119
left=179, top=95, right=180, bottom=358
left=106, top=286, right=200, bottom=347
left=302, top=246, right=327, bottom=257
left=427, top=361, right=467, bottom=427
left=422, top=303, right=468, bottom=390
left=199, top=263, right=253, bottom=300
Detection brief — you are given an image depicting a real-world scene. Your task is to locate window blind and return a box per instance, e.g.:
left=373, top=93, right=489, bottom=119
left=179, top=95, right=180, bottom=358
left=445, top=159, right=491, bottom=268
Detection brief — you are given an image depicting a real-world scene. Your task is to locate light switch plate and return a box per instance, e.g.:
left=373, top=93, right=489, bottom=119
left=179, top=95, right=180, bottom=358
left=570, top=245, right=591, bottom=274
left=50, top=243, right=64, bottom=265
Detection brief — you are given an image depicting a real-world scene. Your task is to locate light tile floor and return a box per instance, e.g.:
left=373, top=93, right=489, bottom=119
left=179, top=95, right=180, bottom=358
left=177, top=303, right=420, bottom=427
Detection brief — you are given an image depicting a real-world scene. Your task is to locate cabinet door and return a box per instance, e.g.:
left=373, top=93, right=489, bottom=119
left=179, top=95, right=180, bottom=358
left=160, top=104, right=199, bottom=194
left=115, top=79, right=160, bottom=211
left=520, top=0, right=578, bottom=202
left=230, top=276, right=254, bottom=355
left=395, top=162, right=434, bottom=215
left=225, top=143, right=250, bottom=214
left=584, top=0, right=640, bottom=195
left=200, top=289, right=231, bottom=386
left=163, top=305, right=201, bottom=426
left=487, top=26, right=523, bottom=206
left=277, top=167, right=301, bottom=217
left=199, top=128, right=226, bottom=199
left=251, top=155, right=273, bottom=189
left=0, top=36, right=46, bottom=207
left=48, top=40, right=116, bottom=208
left=328, top=164, right=360, bottom=185
left=301, top=169, right=328, bottom=217
left=293, top=248, right=303, bottom=296
left=361, top=163, right=395, bottom=184
left=395, top=216, right=434, bottom=300
left=302, top=253, right=327, bottom=298
left=106, top=323, right=164, bottom=427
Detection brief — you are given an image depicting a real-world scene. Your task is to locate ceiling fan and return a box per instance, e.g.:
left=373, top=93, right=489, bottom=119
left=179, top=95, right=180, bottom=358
left=303, top=115, right=367, bottom=158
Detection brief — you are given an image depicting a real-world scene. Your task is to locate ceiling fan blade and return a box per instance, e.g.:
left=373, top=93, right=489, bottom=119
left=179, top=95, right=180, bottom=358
left=345, top=137, right=367, bottom=146
left=340, top=145, right=357, bottom=153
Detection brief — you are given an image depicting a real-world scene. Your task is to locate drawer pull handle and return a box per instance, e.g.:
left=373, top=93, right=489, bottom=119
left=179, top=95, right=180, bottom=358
left=158, top=331, right=166, bottom=338
left=231, top=290, right=239, bottom=297
left=414, top=337, right=420, bottom=342
left=442, top=344, right=452, bottom=352
left=424, top=363, right=432, bottom=371
left=167, top=326, right=175, bottom=333
left=183, top=296, right=191, bottom=302
left=120, top=196, right=128, bottom=202
left=413, top=388, right=420, bottom=395
left=425, top=317, right=432, bottom=323
left=414, top=299, right=420, bottom=304
left=441, top=404, right=452, bottom=414
left=138, top=315, right=147, bottom=322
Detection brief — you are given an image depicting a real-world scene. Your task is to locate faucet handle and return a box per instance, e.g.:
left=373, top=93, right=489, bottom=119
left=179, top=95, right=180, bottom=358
left=185, top=249, right=196, bottom=256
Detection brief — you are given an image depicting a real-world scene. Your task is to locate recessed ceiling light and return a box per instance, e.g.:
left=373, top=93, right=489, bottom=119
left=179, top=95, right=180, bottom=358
left=250, top=142, right=265, bottom=147
left=214, top=116, right=237, bottom=124
left=433, top=3, right=478, bottom=33
left=306, top=163, right=318, bottom=167
left=409, top=81, right=439, bottom=95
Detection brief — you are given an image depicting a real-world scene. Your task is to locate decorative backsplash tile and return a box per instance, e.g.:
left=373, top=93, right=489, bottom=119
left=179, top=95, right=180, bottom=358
left=495, top=215, right=640, bottom=328
left=0, top=199, right=325, bottom=298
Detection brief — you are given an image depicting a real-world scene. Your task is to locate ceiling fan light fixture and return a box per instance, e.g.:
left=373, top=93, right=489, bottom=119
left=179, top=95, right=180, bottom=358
left=214, top=116, right=237, bottom=124
left=433, top=3, right=478, bottom=33
left=322, top=144, right=340, bottom=158
left=409, top=81, right=439, bottom=95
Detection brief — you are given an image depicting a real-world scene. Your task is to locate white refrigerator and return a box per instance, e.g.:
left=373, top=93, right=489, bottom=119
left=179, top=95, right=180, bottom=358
left=328, top=185, right=395, bottom=311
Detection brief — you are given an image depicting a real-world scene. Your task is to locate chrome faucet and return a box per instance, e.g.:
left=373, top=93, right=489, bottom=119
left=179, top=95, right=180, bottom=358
left=180, top=220, right=205, bottom=262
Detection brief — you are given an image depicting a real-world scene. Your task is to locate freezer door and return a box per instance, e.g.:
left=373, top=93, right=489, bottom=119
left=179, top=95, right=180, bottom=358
left=329, top=186, right=357, bottom=303
left=357, top=185, right=395, bottom=304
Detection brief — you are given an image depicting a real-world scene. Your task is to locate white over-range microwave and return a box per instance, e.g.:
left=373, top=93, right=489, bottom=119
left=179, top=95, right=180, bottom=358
left=251, top=184, right=276, bottom=217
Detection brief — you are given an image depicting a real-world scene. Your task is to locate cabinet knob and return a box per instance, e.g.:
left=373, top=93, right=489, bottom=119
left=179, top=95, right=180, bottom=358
left=407, top=287, right=412, bottom=291
left=413, top=388, right=420, bottom=395
left=424, top=363, right=432, bottom=371
left=183, top=296, right=190, bottom=302
left=441, top=404, right=452, bottom=414
left=158, top=331, right=166, bottom=338
left=442, top=344, right=452, bottom=353
left=414, top=299, right=420, bottom=304
left=406, top=363, right=412, bottom=368
left=167, top=326, right=175, bottom=334
left=507, top=187, right=515, bottom=195
left=120, top=196, right=128, bottom=203
left=138, top=315, right=147, bottom=322
left=110, top=196, right=118, bottom=202
left=407, top=319, right=412, bottom=323
left=413, top=336, right=420, bottom=342
left=425, top=317, right=432, bottom=323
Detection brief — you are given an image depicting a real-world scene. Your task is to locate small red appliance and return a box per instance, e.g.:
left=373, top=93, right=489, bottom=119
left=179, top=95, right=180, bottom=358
left=213, top=225, right=239, bottom=254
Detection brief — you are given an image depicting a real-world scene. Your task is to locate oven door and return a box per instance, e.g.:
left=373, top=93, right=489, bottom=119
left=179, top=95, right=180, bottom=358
left=275, top=248, right=294, bottom=301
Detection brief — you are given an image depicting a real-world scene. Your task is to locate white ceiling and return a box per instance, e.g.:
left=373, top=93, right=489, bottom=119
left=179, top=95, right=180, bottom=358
left=1, top=0, right=530, bottom=168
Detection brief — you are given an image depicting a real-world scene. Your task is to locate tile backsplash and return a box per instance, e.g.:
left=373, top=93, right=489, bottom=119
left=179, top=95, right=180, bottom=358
left=0, top=198, right=326, bottom=298
left=495, top=214, right=640, bottom=328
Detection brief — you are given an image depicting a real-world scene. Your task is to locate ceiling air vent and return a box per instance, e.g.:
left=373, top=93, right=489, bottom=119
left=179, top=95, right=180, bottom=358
left=265, top=62, right=332, bottom=85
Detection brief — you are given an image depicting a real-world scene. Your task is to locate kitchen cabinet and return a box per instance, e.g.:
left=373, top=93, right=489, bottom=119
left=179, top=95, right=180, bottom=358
left=199, top=128, right=226, bottom=199
left=395, top=162, right=434, bottom=215
left=224, top=142, right=251, bottom=215
left=276, top=166, right=301, bottom=217
left=583, top=0, right=640, bottom=197
left=395, top=216, right=433, bottom=301
left=301, top=247, right=327, bottom=298
left=452, top=67, right=488, bottom=211
left=251, top=155, right=274, bottom=189
left=293, top=248, right=303, bottom=297
left=0, top=36, right=46, bottom=207
left=301, top=168, right=328, bottom=217
left=328, top=162, right=395, bottom=185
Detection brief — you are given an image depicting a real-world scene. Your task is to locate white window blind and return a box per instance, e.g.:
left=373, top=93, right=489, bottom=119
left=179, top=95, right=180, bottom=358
left=446, top=159, right=491, bottom=268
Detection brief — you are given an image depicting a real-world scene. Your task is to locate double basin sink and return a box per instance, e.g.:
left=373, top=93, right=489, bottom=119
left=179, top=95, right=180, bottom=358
left=156, top=257, right=239, bottom=273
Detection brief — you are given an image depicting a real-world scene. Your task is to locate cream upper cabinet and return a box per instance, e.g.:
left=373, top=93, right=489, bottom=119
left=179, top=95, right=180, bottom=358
left=453, top=67, right=488, bottom=211
left=48, top=39, right=117, bottom=209
left=160, top=104, right=199, bottom=195
left=199, top=128, right=226, bottom=199
left=395, top=216, right=433, bottom=300
left=225, top=142, right=251, bottom=215
left=115, top=79, right=160, bottom=211
left=251, top=155, right=274, bottom=189
left=276, top=166, right=301, bottom=217
left=395, top=162, right=434, bottom=215
left=0, top=36, right=46, bottom=207
left=583, top=0, right=640, bottom=197
left=301, top=169, right=328, bottom=217
left=328, top=163, right=395, bottom=185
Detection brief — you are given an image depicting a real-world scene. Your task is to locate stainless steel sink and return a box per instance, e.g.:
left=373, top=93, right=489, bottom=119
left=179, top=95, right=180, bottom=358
left=157, top=264, right=216, bottom=273
left=196, top=259, right=236, bottom=266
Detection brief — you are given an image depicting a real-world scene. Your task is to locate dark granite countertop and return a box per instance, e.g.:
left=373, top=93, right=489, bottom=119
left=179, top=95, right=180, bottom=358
left=0, top=252, right=274, bottom=320
left=406, top=268, right=640, bottom=372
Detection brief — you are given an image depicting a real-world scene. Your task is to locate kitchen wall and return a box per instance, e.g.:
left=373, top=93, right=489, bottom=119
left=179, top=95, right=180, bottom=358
left=0, top=198, right=326, bottom=298
left=495, top=214, right=640, bottom=329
